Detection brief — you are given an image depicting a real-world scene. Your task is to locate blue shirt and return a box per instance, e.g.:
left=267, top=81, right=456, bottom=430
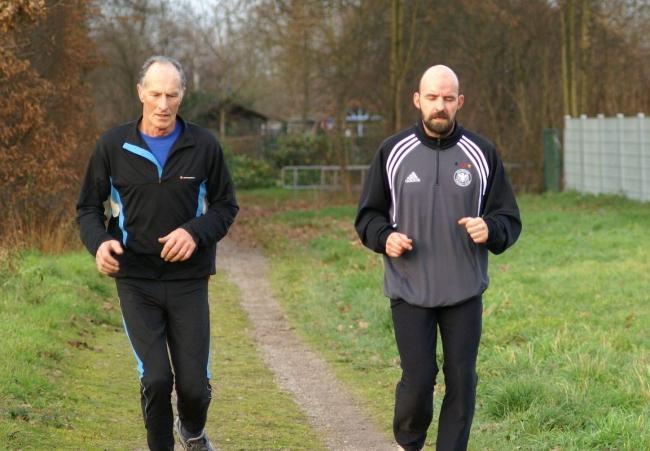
left=140, top=121, right=182, bottom=168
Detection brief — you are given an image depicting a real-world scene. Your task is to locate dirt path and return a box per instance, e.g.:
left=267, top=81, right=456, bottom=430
left=218, top=239, right=395, bottom=451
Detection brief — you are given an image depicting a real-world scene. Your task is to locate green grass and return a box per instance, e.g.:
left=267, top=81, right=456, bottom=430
left=244, top=190, right=650, bottom=450
left=3, top=191, right=647, bottom=449
left=0, top=252, right=128, bottom=445
left=210, top=273, right=325, bottom=449
left=0, top=252, right=324, bottom=449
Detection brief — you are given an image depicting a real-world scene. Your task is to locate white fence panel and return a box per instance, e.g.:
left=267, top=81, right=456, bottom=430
left=564, top=113, right=650, bottom=202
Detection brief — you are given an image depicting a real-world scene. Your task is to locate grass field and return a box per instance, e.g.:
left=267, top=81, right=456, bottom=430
left=0, top=252, right=135, bottom=446
left=0, top=251, right=324, bottom=449
left=2, top=190, right=648, bottom=449
left=239, top=190, right=650, bottom=450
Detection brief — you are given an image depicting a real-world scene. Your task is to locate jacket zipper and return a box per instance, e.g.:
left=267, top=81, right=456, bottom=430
left=158, top=144, right=190, bottom=184
left=436, top=138, right=441, bottom=185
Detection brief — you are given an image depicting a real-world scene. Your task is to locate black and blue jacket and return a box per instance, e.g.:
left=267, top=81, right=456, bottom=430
left=76, top=116, right=238, bottom=280
left=355, top=121, right=521, bottom=307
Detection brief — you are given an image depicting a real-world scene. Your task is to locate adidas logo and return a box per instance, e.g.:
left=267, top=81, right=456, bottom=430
left=405, top=171, right=421, bottom=183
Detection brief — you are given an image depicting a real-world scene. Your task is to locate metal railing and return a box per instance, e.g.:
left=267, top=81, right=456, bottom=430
left=281, top=165, right=370, bottom=190
left=281, top=162, right=526, bottom=191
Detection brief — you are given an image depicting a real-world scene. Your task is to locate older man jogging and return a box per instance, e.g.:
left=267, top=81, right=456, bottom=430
left=77, top=55, right=238, bottom=450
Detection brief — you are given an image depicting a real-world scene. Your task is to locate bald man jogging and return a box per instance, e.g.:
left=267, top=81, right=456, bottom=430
left=355, top=65, right=521, bottom=450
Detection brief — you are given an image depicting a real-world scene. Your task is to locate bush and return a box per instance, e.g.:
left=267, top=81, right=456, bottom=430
left=264, top=133, right=329, bottom=168
left=0, top=2, right=97, bottom=246
left=223, top=149, right=277, bottom=189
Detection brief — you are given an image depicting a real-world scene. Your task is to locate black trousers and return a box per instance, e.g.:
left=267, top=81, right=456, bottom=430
left=391, top=296, right=482, bottom=451
left=116, top=277, right=212, bottom=451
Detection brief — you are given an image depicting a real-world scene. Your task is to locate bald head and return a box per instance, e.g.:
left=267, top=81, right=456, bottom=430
left=413, top=65, right=464, bottom=138
left=418, top=65, right=459, bottom=94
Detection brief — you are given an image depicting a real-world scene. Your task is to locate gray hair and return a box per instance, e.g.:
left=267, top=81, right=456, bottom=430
left=138, top=55, right=187, bottom=89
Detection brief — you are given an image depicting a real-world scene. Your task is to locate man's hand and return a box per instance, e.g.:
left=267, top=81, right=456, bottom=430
left=386, top=232, right=413, bottom=258
left=96, top=240, right=123, bottom=275
left=159, top=228, right=197, bottom=262
left=458, top=217, right=489, bottom=244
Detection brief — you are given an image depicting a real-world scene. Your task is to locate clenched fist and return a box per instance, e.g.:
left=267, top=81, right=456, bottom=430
left=96, top=239, right=123, bottom=275
left=385, top=232, right=413, bottom=258
left=458, top=217, right=489, bottom=244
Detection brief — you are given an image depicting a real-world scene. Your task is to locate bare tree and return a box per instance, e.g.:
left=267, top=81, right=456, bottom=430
left=388, top=0, right=420, bottom=133
left=89, top=0, right=190, bottom=127
left=83, top=0, right=650, bottom=193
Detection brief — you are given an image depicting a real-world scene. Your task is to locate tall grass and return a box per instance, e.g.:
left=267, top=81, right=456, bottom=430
left=244, top=191, right=650, bottom=450
left=1, top=207, right=80, bottom=255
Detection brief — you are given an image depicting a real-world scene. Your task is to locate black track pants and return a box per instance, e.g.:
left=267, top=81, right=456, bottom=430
left=116, top=278, right=212, bottom=451
left=391, top=296, right=482, bottom=451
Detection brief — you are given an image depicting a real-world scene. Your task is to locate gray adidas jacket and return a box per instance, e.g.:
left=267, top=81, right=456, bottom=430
left=355, top=121, right=521, bottom=308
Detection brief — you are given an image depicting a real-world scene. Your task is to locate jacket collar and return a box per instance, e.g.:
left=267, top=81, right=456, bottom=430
left=414, top=120, right=463, bottom=150
left=125, top=115, right=196, bottom=151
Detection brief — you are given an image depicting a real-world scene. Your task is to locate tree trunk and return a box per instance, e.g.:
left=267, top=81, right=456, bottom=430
left=578, top=0, right=590, bottom=114
left=568, top=0, right=578, bottom=116
left=561, top=6, right=569, bottom=116
left=300, top=13, right=311, bottom=128
left=561, top=0, right=578, bottom=117
left=389, top=0, right=402, bottom=133
left=219, top=107, right=226, bottom=137
left=334, top=95, right=351, bottom=194
left=388, top=0, right=418, bottom=133
left=542, top=44, right=550, bottom=126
